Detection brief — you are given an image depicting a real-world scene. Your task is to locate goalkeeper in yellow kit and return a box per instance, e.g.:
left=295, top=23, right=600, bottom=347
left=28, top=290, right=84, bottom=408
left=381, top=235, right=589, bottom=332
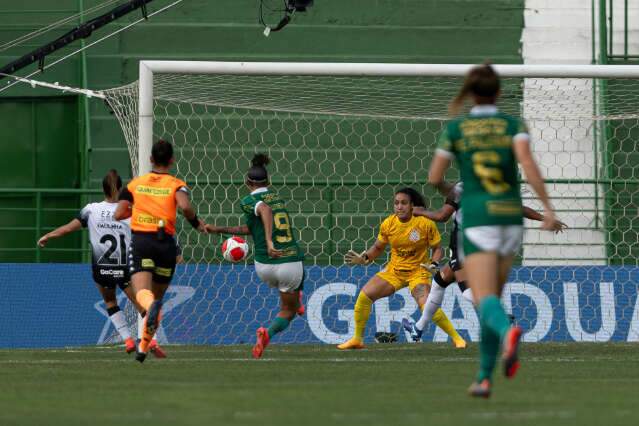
left=338, top=187, right=467, bottom=349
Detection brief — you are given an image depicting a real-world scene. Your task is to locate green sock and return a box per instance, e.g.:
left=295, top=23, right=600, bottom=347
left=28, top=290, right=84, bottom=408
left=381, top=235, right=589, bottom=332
left=267, top=317, right=290, bottom=338
left=477, top=317, right=499, bottom=382
left=480, top=295, right=511, bottom=340
left=476, top=296, right=510, bottom=383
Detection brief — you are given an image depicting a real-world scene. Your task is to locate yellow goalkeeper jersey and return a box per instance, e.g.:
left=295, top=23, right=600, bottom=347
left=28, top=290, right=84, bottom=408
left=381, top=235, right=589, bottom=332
left=377, top=214, right=441, bottom=271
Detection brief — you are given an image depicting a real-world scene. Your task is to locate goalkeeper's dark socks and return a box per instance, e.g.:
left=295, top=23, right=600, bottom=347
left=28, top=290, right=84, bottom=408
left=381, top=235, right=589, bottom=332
left=267, top=316, right=290, bottom=338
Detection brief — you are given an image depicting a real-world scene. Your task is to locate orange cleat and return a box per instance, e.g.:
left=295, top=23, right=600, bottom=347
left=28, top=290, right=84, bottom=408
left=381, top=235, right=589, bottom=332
left=124, top=337, right=136, bottom=354
left=337, top=338, right=365, bottom=350
left=252, top=327, right=270, bottom=359
left=296, top=291, right=305, bottom=316
left=468, top=379, right=491, bottom=398
left=502, top=326, right=523, bottom=378
left=149, top=340, right=167, bottom=358
left=453, top=337, right=468, bottom=349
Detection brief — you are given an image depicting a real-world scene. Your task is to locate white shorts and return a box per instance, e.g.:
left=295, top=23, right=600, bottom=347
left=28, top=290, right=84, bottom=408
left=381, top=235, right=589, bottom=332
left=254, top=261, right=304, bottom=293
left=459, top=225, right=523, bottom=260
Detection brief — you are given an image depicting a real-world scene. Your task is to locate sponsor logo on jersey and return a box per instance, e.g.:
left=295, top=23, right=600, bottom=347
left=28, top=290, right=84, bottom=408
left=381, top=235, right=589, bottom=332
left=98, top=269, right=125, bottom=277
left=135, top=185, right=171, bottom=197
left=136, top=213, right=161, bottom=224
left=142, top=258, right=155, bottom=268
left=408, top=229, right=420, bottom=242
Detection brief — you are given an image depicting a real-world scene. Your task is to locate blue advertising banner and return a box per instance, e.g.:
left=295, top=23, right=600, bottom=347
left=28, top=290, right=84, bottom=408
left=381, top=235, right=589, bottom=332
left=1, top=264, right=638, bottom=348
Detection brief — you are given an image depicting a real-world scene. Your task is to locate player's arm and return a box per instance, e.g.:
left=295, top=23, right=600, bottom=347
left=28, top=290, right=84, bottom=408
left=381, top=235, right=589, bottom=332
left=255, top=202, right=283, bottom=258
left=345, top=239, right=386, bottom=265
left=513, top=136, right=560, bottom=231
left=523, top=205, right=567, bottom=233
left=431, top=242, right=444, bottom=264
left=114, top=187, right=133, bottom=220
left=429, top=126, right=457, bottom=195
left=176, top=189, right=207, bottom=233
left=206, top=224, right=250, bottom=235
left=37, top=218, right=82, bottom=247
left=413, top=204, right=455, bottom=223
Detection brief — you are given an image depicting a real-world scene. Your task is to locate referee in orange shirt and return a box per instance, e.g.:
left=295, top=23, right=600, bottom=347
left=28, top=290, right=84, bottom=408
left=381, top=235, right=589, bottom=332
left=115, top=139, right=207, bottom=362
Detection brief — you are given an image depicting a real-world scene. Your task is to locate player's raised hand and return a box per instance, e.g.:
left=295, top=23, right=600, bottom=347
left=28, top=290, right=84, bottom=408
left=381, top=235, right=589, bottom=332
left=541, top=209, right=561, bottom=232
left=345, top=250, right=369, bottom=265
left=37, top=235, right=49, bottom=248
left=420, top=262, right=440, bottom=274
left=552, top=219, right=568, bottom=234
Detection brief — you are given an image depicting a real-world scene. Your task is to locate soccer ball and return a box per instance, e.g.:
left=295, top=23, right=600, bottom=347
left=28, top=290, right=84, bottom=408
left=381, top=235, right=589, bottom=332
left=221, top=236, right=249, bottom=262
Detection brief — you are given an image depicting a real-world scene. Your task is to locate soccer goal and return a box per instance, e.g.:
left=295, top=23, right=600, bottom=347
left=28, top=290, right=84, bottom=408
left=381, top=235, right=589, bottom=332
left=103, top=62, right=639, bottom=345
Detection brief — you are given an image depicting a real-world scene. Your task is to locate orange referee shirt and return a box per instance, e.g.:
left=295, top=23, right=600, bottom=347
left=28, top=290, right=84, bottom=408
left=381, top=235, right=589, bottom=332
left=127, top=172, right=187, bottom=235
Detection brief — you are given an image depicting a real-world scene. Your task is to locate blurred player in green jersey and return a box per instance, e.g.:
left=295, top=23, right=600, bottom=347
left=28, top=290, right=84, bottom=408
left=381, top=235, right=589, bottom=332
left=427, top=63, right=561, bottom=397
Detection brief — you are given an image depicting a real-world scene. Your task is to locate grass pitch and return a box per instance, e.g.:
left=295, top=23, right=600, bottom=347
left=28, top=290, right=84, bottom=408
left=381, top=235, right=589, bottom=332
left=0, top=343, right=637, bottom=426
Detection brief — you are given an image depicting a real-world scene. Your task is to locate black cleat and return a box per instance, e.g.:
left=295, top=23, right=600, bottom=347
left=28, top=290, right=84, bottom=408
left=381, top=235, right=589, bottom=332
left=135, top=350, right=147, bottom=363
left=145, top=300, right=163, bottom=335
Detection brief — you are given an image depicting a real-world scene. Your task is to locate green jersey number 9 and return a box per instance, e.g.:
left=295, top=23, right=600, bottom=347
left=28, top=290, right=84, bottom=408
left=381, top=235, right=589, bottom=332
left=274, top=212, right=293, bottom=243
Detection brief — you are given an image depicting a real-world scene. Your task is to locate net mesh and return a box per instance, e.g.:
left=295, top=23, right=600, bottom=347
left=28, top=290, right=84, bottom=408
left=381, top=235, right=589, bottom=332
left=102, top=70, right=639, bottom=345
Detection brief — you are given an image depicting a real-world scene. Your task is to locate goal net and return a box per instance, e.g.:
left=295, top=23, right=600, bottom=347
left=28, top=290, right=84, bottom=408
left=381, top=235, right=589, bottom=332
left=102, top=62, right=639, bottom=345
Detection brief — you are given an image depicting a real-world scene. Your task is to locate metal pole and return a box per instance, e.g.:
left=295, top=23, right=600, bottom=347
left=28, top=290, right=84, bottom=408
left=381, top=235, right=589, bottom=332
left=35, top=191, right=41, bottom=263
left=624, top=0, right=628, bottom=60
left=78, top=0, right=91, bottom=263
left=138, top=62, right=154, bottom=176
left=599, top=0, right=609, bottom=64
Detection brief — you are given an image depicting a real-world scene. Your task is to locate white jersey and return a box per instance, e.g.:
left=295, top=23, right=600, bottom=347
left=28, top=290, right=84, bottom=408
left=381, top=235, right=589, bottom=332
left=77, top=201, right=131, bottom=268
left=447, top=182, right=464, bottom=228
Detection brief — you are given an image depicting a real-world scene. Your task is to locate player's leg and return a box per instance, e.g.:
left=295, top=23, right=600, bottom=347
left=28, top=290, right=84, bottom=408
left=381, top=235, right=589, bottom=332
left=453, top=268, right=474, bottom=303
left=464, top=225, right=523, bottom=395
left=409, top=275, right=466, bottom=348
left=409, top=265, right=453, bottom=334
left=253, top=290, right=299, bottom=359
left=337, top=274, right=396, bottom=349
left=136, top=235, right=178, bottom=361
left=497, top=228, right=523, bottom=378
left=253, top=261, right=304, bottom=358
left=96, top=283, right=134, bottom=353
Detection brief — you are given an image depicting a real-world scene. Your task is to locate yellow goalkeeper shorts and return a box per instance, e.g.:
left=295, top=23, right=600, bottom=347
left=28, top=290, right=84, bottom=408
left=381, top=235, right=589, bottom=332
left=376, top=266, right=431, bottom=292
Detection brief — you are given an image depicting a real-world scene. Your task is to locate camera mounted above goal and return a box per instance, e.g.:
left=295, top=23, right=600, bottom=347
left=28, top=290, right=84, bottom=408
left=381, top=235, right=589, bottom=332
left=260, top=0, right=314, bottom=36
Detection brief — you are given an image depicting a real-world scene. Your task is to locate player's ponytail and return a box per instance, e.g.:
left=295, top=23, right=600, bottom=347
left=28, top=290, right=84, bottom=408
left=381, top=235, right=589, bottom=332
left=102, top=169, right=122, bottom=199
left=396, top=187, right=425, bottom=207
left=247, top=153, right=270, bottom=185
left=449, top=62, right=500, bottom=116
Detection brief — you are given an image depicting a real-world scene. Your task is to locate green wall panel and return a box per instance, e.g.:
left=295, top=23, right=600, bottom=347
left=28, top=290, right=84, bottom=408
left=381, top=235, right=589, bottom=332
left=0, top=0, right=524, bottom=262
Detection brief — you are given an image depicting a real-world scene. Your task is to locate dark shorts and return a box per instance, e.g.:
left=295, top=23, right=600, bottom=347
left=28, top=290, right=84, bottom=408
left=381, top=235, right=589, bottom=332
left=92, top=265, right=130, bottom=290
left=129, top=232, right=178, bottom=284
left=448, top=229, right=463, bottom=272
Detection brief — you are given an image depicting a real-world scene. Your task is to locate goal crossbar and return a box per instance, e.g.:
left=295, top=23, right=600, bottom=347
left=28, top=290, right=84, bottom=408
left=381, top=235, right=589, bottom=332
left=137, top=61, right=639, bottom=174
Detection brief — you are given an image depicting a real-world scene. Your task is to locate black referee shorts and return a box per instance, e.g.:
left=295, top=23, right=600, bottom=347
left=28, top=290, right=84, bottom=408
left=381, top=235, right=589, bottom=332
left=129, top=232, right=178, bottom=284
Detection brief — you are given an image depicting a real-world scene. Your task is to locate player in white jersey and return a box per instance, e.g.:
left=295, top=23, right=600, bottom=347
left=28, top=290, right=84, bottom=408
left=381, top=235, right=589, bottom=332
left=403, top=182, right=567, bottom=341
left=38, top=170, right=165, bottom=356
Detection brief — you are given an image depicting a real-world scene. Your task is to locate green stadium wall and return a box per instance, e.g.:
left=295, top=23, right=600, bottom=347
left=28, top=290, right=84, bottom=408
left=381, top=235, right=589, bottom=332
left=0, top=0, right=524, bottom=262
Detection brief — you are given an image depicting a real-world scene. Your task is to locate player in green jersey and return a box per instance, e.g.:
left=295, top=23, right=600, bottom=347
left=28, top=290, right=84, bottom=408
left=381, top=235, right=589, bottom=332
left=427, top=63, right=560, bottom=398
left=207, top=154, right=305, bottom=359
